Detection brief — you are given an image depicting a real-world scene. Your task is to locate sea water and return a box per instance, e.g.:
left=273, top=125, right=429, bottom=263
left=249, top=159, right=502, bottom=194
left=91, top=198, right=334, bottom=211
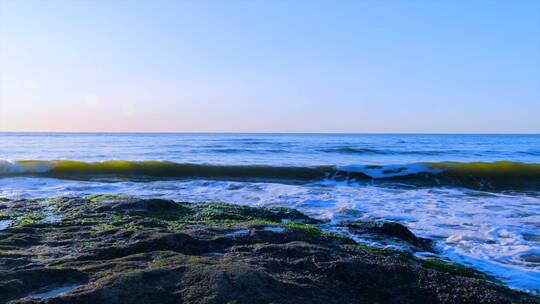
left=0, top=132, right=539, bottom=292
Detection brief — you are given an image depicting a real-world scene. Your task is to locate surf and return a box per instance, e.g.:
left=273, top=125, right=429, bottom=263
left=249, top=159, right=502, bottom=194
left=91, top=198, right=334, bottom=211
left=1, top=159, right=539, bottom=190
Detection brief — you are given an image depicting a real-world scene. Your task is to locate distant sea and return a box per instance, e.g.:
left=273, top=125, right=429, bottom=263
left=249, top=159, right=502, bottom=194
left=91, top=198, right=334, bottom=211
left=1, top=133, right=539, bottom=292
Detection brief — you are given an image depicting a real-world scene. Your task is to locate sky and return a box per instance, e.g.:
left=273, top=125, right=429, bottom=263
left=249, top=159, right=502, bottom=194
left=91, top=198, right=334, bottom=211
left=0, top=0, right=539, bottom=133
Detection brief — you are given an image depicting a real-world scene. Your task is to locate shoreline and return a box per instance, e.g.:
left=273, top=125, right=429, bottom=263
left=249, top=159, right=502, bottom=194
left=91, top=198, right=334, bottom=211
left=0, top=195, right=538, bottom=303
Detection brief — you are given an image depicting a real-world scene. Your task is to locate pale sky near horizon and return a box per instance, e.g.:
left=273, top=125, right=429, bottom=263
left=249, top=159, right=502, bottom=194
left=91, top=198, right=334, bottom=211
left=0, top=0, right=539, bottom=133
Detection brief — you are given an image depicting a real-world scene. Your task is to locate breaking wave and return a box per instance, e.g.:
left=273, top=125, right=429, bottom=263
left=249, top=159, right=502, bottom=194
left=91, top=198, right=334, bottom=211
left=0, top=160, right=539, bottom=190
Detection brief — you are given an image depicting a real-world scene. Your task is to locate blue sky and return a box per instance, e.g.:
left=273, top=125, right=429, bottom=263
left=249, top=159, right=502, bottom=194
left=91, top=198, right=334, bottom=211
left=0, top=0, right=539, bottom=133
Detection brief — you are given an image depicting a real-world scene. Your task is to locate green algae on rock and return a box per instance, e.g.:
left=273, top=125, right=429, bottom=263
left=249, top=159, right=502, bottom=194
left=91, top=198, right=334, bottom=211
left=0, top=195, right=537, bottom=304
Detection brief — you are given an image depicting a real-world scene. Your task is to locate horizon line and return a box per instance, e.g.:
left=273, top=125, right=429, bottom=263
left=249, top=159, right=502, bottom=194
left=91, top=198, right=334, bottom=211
left=1, top=131, right=539, bottom=135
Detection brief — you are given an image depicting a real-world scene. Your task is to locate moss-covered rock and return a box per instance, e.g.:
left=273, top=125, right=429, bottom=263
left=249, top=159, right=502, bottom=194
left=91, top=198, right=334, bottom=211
left=0, top=196, right=537, bottom=304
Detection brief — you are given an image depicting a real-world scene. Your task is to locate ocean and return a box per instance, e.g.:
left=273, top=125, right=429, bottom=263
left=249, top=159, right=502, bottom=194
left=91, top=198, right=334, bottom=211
left=1, top=132, right=539, bottom=292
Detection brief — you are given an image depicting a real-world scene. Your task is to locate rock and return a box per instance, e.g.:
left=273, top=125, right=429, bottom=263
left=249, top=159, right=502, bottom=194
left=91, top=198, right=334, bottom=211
left=339, top=220, right=434, bottom=252
left=92, top=196, right=186, bottom=214
left=0, top=268, right=88, bottom=302
left=0, top=196, right=537, bottom=304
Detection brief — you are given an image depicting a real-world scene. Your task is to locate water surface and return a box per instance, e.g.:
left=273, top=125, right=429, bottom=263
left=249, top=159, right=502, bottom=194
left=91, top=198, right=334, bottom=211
left=1, top=132, right=539, bottom=292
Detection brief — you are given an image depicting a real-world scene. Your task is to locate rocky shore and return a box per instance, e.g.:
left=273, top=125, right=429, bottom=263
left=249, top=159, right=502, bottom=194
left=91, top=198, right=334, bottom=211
left=0, top=195, right=537, bottom=304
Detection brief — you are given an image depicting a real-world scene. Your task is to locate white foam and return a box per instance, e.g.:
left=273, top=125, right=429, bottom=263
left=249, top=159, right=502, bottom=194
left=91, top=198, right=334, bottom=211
left=0, top=177, right=539, bottom=293
left=447, top=231, right=495, bottom=243
left=0, top=220, right=13, bottom=230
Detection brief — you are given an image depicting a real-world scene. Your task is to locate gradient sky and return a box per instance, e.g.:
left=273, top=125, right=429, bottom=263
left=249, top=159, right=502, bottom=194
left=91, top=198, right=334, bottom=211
left=0, top=0, right=539, bottom=133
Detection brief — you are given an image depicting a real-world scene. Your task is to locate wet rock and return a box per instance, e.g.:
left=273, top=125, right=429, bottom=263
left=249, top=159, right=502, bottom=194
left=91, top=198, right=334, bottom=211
left=93, top=197, right=188, bottom=214
left=0, top=268, right=87, bottom=302
left=339, top=220, right=434, bottom=252
left=0, top=196, right=537, bottom=304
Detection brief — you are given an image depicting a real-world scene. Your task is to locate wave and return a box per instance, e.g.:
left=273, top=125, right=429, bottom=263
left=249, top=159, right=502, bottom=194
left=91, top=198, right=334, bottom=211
left=0, top=160, right=539, bottom=190
left=319, top=147, right=460, bottom=155
left=425, top=161, right=540, bottom=189
left=0, top=160, right=331, bottom=181
left=319, top=147, right=386, bottom=154
left=340, top=161, right=540, bottom=189
left=206, top=148, right=289, bottom=154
